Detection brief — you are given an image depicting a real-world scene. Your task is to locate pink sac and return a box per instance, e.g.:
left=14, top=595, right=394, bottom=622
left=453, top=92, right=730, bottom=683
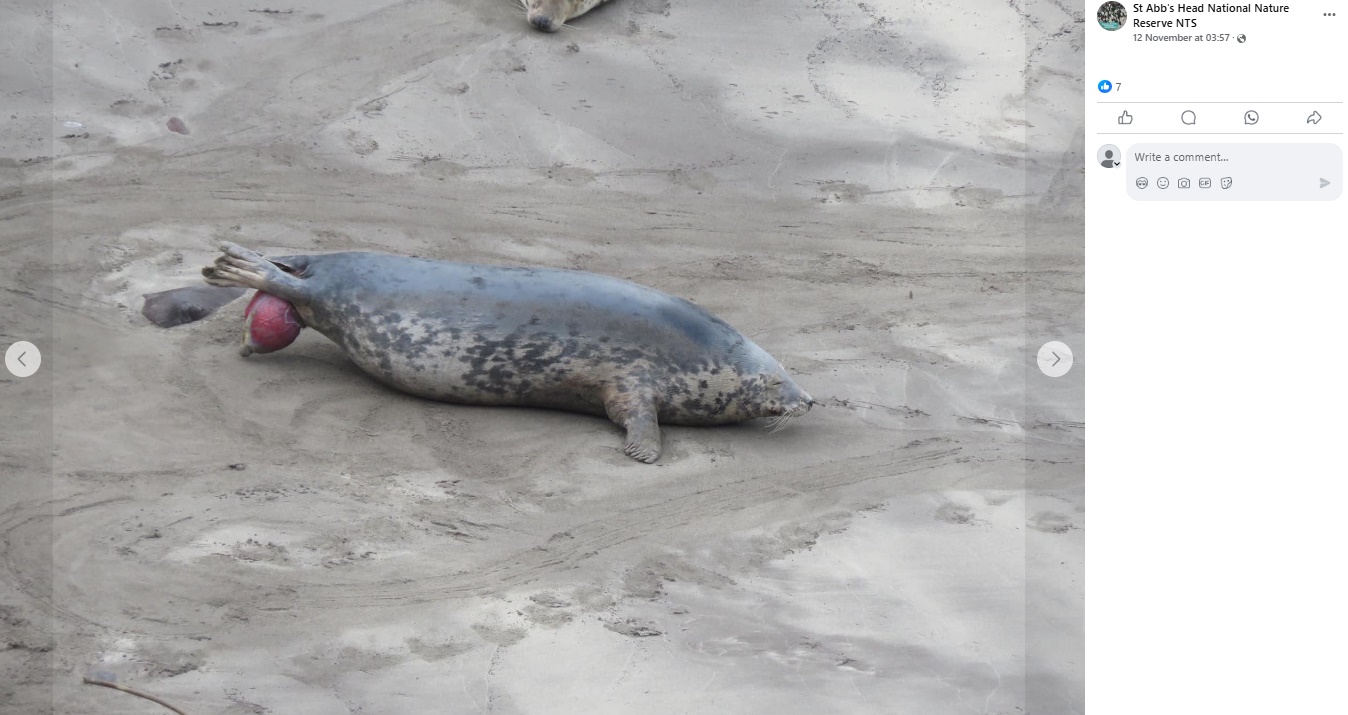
left=166, top=117, right=190, bottom=135
left=242, top=291, right=304, bottom=356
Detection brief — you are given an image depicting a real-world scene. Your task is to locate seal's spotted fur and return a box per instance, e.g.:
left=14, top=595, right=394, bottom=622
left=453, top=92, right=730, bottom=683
left=203, top=243, right=813, bottom=462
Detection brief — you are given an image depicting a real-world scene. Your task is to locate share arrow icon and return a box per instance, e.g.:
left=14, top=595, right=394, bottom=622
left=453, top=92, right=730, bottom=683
left=1307, top=111, right=1322, bottom=125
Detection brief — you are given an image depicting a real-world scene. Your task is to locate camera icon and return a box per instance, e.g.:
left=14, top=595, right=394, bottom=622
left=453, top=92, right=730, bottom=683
left=1178, top=178, right=1191, bottom=189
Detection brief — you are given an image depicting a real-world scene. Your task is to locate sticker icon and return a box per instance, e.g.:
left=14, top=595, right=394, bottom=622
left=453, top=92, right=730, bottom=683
left=1199, top=178, right=1212, bottom=188
left=1221, top=177, right=1233, bottom=189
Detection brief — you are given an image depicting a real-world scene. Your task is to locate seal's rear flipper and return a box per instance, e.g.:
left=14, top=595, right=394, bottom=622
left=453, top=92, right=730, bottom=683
left=604, top=389, right=662, bottom=463
left=202, top=243, right=303, bottom=302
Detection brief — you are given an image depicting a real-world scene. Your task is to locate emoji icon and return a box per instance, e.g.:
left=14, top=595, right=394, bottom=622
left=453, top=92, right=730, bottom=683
left=1157, top=177, right=1170, bottom=189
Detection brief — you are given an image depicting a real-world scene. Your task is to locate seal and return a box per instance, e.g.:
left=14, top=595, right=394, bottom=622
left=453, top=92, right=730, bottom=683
left=141, top=285, right=246, bottom=328
left=522, top=0, right=612, bottom=32
left=202, top=243, right=813, bottom=463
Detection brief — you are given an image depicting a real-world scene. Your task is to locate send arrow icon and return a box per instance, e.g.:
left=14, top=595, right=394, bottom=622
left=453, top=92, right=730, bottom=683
left=1307, top=111, right=1322, bottom=125
left=1322, top=178, right=1331, bottom=189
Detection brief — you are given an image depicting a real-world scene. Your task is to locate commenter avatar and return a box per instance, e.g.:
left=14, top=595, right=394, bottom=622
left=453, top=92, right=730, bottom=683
left=1097, top=2, right=1126, bottom=31
left=1097, top=145, right=1121, bottom=169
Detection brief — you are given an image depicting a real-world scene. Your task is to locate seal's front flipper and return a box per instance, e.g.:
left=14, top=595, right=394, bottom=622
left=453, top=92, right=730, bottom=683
left=202, top=242, right=302, bottom=301
left=622, top=411, right=662, bottom=464
left=604, top=390, right=663, bottom=464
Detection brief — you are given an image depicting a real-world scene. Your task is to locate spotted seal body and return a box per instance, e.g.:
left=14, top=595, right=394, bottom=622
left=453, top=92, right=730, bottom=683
left=524, top=0, right=612, bottom=32
left=203, top=243, right=813, bottom=463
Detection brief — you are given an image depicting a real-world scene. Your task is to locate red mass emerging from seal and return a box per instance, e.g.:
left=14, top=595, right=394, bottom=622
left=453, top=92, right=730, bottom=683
left=243, top=291, right=303, bottom=354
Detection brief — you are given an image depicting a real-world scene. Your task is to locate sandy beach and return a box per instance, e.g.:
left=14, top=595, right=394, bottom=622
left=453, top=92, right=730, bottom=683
left=1, top=0, right=1084, bottom=712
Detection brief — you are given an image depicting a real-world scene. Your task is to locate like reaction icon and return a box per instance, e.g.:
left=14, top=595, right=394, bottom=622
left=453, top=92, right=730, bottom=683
left=1118, top=110, right=1133, bottom=125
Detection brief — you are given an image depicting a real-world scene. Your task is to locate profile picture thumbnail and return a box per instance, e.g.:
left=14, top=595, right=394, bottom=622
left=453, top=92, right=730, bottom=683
left=1097, top=2, right=1126, bottom=31
left=1097, top=144, right=1121, bottom=169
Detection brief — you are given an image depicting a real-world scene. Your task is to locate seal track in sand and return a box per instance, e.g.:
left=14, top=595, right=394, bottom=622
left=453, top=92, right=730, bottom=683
left=0, top=443, right=974, bottom=634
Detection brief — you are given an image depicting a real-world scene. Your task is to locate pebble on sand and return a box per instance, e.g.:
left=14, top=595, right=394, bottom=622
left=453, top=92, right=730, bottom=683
left=166, top=117, right=190, bottom=135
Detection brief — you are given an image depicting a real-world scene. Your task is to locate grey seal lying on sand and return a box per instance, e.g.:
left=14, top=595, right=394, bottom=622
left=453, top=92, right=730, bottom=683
left=203, top=243, right=813, bottom=463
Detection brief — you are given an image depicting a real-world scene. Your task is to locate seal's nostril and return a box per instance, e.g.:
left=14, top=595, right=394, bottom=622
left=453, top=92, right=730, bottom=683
left=530, top=14, right=554, bottom=30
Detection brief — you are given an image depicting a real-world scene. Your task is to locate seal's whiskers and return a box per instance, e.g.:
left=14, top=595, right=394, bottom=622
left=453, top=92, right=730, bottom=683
left=767, top=414, right=797, bottom=434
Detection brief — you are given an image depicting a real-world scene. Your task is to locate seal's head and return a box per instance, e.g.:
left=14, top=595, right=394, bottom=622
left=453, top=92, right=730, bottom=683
left=758, top=362, right=815, bottom=424
left=525, top=0, right=601, bottom=32
left=712, top=346, right=815, bottom=427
